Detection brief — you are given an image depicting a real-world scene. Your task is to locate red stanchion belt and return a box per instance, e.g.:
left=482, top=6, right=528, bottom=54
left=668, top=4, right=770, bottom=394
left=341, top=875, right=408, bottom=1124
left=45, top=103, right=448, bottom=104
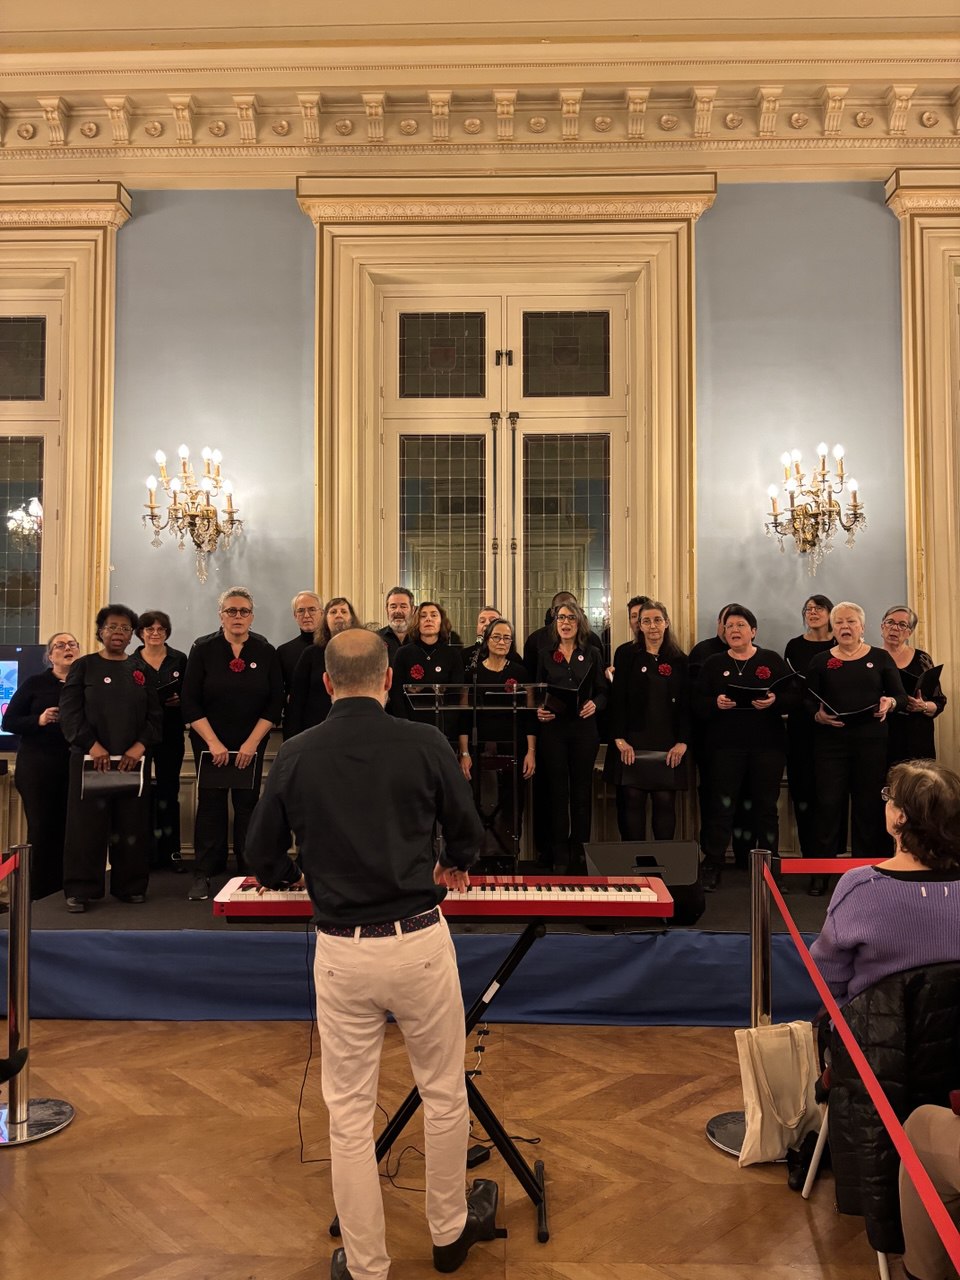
left=0, top=850, right=19, bottom=882
left=762, top=863, right=960, bottom=1271
left=778, top=858, right=882, bottom=875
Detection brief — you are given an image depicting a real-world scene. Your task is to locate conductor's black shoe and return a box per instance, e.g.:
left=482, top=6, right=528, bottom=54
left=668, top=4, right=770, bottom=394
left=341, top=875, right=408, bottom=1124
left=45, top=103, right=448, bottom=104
left=330, top=1247, right=354, bottom=1280
left=0, top=1047, right=28, bottom=1084
left=66, top=896, right=88, bottom=913
left=433, top=1178, right=499, bottom=1273
left=188, top=875, right=210, bottom=901
left=701, top=864, right=721, bottom=893
left=808, top=875, right=828, bottom=897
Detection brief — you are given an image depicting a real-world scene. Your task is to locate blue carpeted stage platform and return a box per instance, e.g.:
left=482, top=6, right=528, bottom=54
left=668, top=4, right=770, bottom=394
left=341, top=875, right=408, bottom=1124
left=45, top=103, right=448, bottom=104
left=0, top=927, right=821, bottom=1025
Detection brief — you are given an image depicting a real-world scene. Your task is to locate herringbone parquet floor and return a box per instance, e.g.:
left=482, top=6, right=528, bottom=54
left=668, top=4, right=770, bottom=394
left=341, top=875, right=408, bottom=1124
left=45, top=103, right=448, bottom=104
left=1, top=1021, right=875, bottom=1279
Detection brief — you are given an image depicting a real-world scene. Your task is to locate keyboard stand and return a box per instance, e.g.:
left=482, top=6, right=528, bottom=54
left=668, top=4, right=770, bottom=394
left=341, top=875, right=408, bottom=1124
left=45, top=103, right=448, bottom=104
left=329, top=920, right=549, bottom=1243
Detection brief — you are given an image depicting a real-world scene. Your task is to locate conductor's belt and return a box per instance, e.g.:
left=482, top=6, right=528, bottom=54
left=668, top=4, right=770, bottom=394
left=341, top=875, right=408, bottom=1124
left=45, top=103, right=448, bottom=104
left=316, top=906, right=441, bottom=939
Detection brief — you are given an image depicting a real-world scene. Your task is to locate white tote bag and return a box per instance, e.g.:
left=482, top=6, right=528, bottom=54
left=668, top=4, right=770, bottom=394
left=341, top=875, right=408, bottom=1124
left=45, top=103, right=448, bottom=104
left=735, top=1020, right=822, bottom=1167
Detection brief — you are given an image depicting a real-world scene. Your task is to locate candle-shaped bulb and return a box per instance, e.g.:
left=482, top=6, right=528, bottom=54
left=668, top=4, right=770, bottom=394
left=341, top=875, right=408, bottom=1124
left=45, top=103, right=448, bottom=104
left=178, top=443, right=190, bottom=460
left=154, top=449, right=166, bottom=466
left=791, top=449, right=802, bottom=463
left=201, top=446, right=212, bottom=461
left=27, top=498, right=42, bottom=519
left=816, top=441, right=828, bottom=458
left=146, top=474, right=157, bottom=491
left=785, top=478, right=797, bottom=492
left=780, top=451, right=791, bottom=468
left=146, top=476, right=157, bottom=506
left=848, top=478, right=859, bottom=494
left=832, top=443, right=845, bottom=460
left=211, top=448, right=222, bottom=464
left=766, top=484, right=778, bottom=498
left=170, top=477, right=181, bottom=492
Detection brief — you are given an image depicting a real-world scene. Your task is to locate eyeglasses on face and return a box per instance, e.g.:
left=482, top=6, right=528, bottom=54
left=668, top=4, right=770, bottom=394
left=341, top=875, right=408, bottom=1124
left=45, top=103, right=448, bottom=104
left=881, top=786, right=893, bottom=803
left=882, top=619, right=912, bottom=630
left=103, top=625, right=133, bottom=635
left=555, top=612, right=577, bottom=623
left=221, top=607, right=253, bottom=618
left=804, top=604, right=827, bottom=613
left=294, top=606, right=318, bottom=616
left=51, top=640, right=79, bottom=650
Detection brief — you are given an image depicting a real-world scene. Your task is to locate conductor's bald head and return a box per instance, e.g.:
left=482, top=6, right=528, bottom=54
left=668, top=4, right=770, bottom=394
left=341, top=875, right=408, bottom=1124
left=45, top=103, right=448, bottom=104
left=323, top=628, right=391, bottom=702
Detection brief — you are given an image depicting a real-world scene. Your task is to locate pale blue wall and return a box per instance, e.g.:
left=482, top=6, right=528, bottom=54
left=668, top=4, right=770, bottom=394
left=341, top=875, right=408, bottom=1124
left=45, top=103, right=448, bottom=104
left=695, top=182, right=905, bottom=655
left=111, top=189, right=315, bottom=648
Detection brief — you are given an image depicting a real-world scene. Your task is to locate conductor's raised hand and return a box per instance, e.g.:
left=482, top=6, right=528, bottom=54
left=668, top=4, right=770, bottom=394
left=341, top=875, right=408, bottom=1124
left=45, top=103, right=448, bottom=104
left=434, top=862, right=470, bottom=892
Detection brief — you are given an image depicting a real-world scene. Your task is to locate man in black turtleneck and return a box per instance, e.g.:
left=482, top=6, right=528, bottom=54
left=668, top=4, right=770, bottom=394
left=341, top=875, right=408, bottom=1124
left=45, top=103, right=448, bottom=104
left=277, top=592, right=321, bottom=736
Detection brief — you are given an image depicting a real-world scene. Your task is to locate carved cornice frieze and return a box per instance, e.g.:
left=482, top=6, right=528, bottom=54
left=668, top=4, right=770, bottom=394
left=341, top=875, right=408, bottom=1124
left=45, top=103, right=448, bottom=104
left=885, top=169, right=960, bottom=219
left=886, top=191, right=960, bottom=219
left=0, top=204, right=131, bottom=229
left=296, top=194, right=717, bottom=225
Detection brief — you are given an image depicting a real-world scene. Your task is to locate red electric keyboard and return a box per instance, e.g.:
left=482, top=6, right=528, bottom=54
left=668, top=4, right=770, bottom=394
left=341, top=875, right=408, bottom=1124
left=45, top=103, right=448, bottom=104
left=213, top=874, right=673, bottom=922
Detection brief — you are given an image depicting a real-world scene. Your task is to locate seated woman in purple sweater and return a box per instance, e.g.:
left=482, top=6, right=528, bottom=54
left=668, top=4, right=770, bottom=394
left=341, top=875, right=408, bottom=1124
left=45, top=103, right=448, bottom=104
left=810, top=759, right=960, bottom=1005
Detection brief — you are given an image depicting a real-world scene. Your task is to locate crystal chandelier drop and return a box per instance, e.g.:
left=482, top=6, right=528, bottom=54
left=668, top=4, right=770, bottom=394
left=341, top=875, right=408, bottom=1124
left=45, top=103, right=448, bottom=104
left=764, top=444, right=866, bottom=574
left=143, top=445, right=243, bottom=582
left=6, top=497, right=43, bottom=548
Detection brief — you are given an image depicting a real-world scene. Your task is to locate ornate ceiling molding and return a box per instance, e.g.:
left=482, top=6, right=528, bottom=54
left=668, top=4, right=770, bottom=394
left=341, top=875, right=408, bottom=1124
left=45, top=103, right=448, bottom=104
left=885, top=168, right=960, bottom=219
left=0, top=181, right=132, bottom=229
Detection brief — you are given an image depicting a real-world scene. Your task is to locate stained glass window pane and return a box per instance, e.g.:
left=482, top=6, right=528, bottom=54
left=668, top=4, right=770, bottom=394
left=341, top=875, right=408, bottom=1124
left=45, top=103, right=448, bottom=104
left=399, top=435, right=485, bottom=637
left=523, top=434, right=610, bottom=652
left=0, top=318, right=47, bottom=401
left=522, top=311, right=610, bottom=398
left=399, top=312, right=486, bottom=398
left=0, top=436, right=43, bottom=643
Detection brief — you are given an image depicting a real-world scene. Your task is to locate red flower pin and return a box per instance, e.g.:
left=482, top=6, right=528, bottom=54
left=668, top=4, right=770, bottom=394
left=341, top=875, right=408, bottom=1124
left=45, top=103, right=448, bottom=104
left=229, top=657, right=246, bottom=673
left=410, top=663, right=425, bottom=680
left=504, top=677, right=518, bottom=692
left=132, top=669, right=146, bottom=686
left=827, top=657, right=843, bottom=670
left=552, top=649, right=564, bottom=664
left=658, top=663, right=672, bottom=677
left=756, top=665, right=771, bottom=681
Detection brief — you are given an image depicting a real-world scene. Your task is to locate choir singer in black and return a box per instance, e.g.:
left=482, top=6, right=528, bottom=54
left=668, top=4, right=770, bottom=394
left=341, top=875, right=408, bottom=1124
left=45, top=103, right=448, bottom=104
left=245, top=628, right=498, bottom=1280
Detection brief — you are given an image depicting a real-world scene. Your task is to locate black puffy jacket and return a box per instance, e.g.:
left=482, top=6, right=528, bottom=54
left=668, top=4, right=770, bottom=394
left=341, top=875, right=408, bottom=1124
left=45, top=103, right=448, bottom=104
left=828, top=961, right=960, bottom=1253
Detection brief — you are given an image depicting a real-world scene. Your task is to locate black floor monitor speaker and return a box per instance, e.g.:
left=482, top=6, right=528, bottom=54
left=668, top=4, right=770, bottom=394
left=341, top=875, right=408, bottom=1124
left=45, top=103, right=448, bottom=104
left=584, top=840, right=705, bottom=926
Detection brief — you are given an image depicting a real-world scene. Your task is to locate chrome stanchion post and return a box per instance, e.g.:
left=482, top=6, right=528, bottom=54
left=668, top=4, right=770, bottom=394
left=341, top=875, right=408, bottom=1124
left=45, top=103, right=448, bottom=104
left=705, top=848, right=772, bottom=1155
left=1, top=843, right=74, bottom=1146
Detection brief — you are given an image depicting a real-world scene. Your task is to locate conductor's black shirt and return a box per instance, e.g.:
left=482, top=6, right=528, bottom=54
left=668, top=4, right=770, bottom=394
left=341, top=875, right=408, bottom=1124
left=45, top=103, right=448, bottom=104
left=245, top=696, right=483, bottom=927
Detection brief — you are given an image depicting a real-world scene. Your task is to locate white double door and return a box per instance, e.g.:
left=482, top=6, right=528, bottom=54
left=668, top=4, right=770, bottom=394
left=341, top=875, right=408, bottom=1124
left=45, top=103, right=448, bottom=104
left=379, top=287, right=629, bottom=646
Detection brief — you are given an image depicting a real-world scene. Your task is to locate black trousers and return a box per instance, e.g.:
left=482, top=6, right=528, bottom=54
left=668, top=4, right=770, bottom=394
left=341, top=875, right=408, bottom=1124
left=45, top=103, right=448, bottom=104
left=62, top=752, right=151, bottom=901
left=190, top=731, right=265, bottom=876
left=700, top=746, right=785, bottom=871
left=14, top=750, right=69, bottom=899
left=537, top=717, right=598, bottom=865
left=787, top=727, right=847, bottom=857
left=471, top=742, right=526, bottom=857
left=813, top=728, right=888, bottom=857
left=615, top=786, right=677, bottom=841
left=151, top=730, right=185, bottom=865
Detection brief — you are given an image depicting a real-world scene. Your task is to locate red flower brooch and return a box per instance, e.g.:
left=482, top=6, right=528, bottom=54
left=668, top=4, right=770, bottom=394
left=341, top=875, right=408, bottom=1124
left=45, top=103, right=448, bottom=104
left=552, top=649, right=564, bottom=664
left=504, top=677, right=518, bottom=692
left=755, top=665, right=771, bottom=681
left=658, top=663, right=672, bottom=677
left=827, top=657, right=843, bottom=670
left=229, top=657, right=246, bottom=673
left=409, top=663, right=425, bottom=680
left=132, top=669, right=146, bottom=686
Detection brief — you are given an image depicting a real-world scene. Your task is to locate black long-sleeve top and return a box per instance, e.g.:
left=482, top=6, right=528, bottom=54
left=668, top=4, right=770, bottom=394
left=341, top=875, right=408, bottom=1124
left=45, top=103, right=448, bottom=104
left=608, top=644, right=690, bottom=747
left=535, top=642, right=608, bottom=716
left=377, top=625, right=405, bottom=665
left=461, top=658, right=534, bottom=744
left=245, top=697, right=483, bottom=926
left=59, top=653, right=162, bottom=755
left=885, top=649, right=944, bottom=762
left=286, top=643, right=331, bottom=738
left=523, top=623, right=603, bottom=678
left=693, top=647, right=798, bottom=752
left=2, top=670, right=70, bottom=760
left=805, top=646, right=907, bottom=737
left=389, top=639, right=465, bottom=732
left=180, top=631, right=283, bottom=749
left=134, top=644, right=188, bottom=741
left=277, top=630, right=314, bottom=695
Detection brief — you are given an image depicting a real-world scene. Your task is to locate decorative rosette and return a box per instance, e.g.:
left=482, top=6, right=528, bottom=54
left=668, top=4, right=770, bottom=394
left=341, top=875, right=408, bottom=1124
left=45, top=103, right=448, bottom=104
left=755, top=665, right=771, bottom=681
left=658, top=663, right=672, bottom=677
left=827, top=657, right=843, bottom=670
left=229, top=657, right=246, bottom=673
left=132, top=669, right=146, bottom=686
left=504, top=677, right=518, bottom=692
left=552, top=649, right=564, bottom=664
left=409, top=663, right=425, bottom=680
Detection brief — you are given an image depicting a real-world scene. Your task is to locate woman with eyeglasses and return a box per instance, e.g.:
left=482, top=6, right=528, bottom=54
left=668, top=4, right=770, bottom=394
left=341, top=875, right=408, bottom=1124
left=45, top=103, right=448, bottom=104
left=286, top=597, right=360, bottom=737
left=606, top=599, right=690, bottom=842
left=1, top=631, right=80, bottom=898
left=458, top=618, right=535, bottom=855
left=783, top=595, right=837, bottom=866
left=134, top=609, right=188, bottom=870
left=805, top=602, right=907, bottom=888
left=59, top=605, right=162, bottom=912
left=534, top=602, right=607, bottom=873
left=181, top=587, right=283, bottom=901
left=879, top=604, right=946, bottom=769
left=388, top=602, right=464, bottom=742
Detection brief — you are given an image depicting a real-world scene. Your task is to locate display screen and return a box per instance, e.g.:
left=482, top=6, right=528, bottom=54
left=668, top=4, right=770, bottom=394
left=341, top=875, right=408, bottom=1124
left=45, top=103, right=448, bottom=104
left=0, top=644, right=49, bottom=751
